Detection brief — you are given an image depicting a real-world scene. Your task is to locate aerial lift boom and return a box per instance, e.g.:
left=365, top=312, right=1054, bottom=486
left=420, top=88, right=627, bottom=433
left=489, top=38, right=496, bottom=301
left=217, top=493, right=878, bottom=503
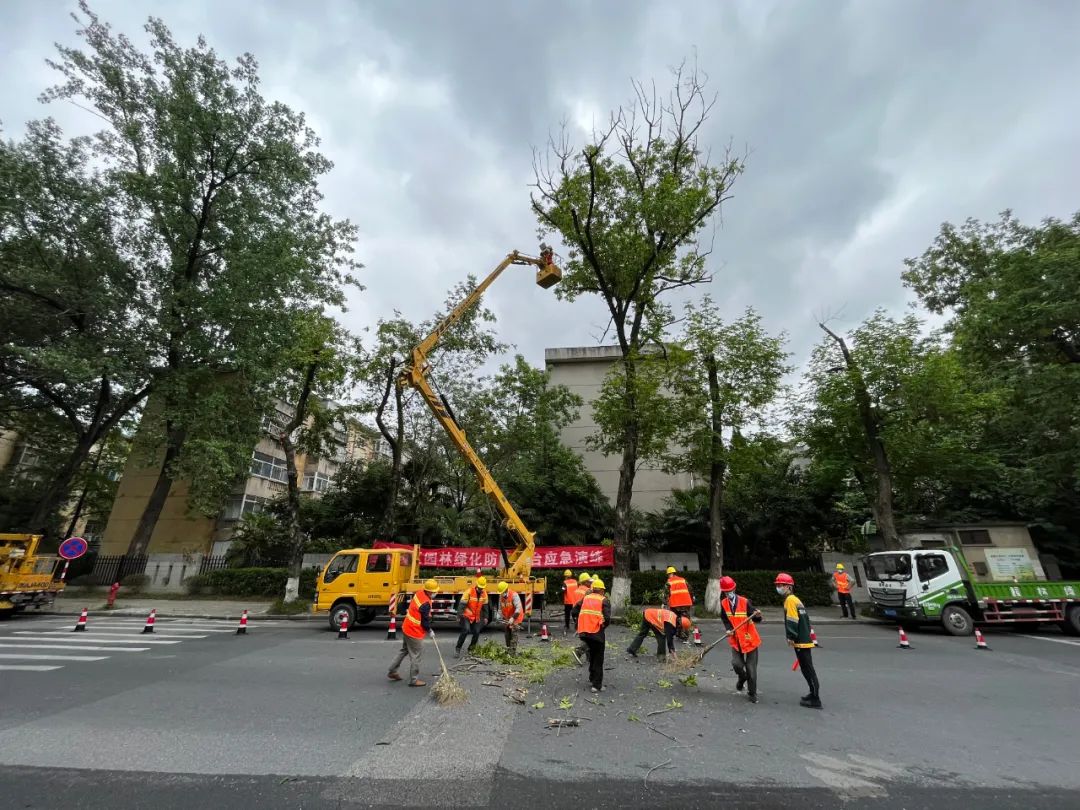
left=397, top=246, right=561, bottom=582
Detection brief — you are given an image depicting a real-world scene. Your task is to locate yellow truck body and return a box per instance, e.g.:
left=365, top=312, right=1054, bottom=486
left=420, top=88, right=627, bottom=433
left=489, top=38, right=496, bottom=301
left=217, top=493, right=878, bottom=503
left=0, top=533, right=65, bottom=615
left=312, top=545, right=545, bottom=630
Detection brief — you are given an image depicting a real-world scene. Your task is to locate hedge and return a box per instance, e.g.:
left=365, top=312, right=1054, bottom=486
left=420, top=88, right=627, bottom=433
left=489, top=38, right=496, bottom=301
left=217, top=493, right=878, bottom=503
left=185, top=567, right=318, bottom=599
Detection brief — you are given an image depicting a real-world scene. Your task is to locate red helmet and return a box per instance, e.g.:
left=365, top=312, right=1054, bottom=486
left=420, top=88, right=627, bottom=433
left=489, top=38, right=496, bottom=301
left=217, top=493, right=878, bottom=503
left=774, top=572, right=795, bottom=586
left=719, top=576, right=736, bottom=592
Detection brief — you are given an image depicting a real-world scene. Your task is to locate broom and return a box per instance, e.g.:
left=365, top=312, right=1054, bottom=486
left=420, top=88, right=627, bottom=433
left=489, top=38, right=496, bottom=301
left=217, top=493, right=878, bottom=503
left=429, top=632, right=468, bottom=706
left=692, top=612, right=760, bottom=666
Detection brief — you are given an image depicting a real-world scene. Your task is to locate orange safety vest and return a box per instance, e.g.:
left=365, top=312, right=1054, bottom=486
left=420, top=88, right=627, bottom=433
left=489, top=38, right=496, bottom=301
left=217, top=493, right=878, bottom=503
left=576, top=593, right=606, bottom=634
left=403, top=590, right=431, bottom=639
left=573, top=586, right=591, bottom=606
left=667, top=574, right=693, bottom=608
left=721, top=595, right=761, bottom=653
left=644, top=607, right=677, bottom=633
left=500, top=590, right=523, bottom=624
left=563, top=578, right=578, bottom=605
left=834, top=572, right=851, bottom=594
left=461, top=586, right=488, bottom=622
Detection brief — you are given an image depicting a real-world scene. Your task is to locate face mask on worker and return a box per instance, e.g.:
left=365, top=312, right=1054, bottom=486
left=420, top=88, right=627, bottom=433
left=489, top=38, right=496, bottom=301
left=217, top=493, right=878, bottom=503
left=776, top=587, right=786, bottom=595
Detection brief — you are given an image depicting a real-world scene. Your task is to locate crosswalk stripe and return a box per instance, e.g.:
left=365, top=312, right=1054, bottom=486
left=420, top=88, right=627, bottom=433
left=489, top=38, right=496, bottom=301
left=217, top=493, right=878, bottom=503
left=28, top=631, right=209, bottom=639
left=0, top=665, right=62, bottom=671
left=0, top=643, right=148, bottom=653
left=0, top=653, right=107, bottom=662
left=11, top=634, right=182, bottom=645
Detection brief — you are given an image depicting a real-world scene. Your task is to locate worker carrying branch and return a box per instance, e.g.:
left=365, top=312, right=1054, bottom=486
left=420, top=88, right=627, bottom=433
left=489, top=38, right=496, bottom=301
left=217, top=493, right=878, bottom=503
left=626, top=607, right=691, bottom=659
left=719, top=576, right=763, bottom=704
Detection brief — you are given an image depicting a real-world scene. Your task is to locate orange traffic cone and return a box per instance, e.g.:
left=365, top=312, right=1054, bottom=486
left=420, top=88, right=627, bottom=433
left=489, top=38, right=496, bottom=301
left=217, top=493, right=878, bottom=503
left=974, top=628, right=991, bottom=650
left=897, top=626, right=912, bottom=649
left=73, top=607, right=88, bottom=632
left=387, top=614, right=397, bottom=640
left=810, top=626, right=820, bottom=647
left=236, top=609, right=248, bottom=636
left=539, top=623, right=550, bottom=642
left=142, top=609, right=156, bottom=634
left=692, top=626, right=703, bottom=646
left=338, top=615, right=349, bottom=640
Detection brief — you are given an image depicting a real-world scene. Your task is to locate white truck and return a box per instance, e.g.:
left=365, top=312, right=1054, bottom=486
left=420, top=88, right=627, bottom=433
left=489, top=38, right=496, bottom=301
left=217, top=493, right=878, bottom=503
left=862, top=545, right=1080, bottom=636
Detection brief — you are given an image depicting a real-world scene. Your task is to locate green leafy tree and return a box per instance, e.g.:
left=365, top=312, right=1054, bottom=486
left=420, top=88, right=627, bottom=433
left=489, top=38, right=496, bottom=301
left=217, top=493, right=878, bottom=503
left=668, top=301, right=789, bottom=612
left=41, top=4, right=358, bottom=557
left=533, top=63, right=745, bottom=607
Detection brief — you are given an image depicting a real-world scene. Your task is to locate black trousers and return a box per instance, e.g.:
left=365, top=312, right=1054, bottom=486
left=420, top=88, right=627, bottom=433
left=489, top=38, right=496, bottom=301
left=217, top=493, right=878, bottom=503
left=731, top=647, right=759, bottom=696
left=581, top=633, right=605, bottom=688
left=627, top=624, right=667, bottom=656
left=795, top=647, right=820, bottom=698
left=838, top=592, right=855, bottom=619
left=564, top=603, right=573, bottom=629
left=455, top=618, right=481, bottom=651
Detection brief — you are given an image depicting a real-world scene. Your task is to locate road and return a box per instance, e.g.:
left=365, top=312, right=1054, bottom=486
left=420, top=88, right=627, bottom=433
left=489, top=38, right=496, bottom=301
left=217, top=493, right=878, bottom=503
left=1, top=610, right=1078, bottom=809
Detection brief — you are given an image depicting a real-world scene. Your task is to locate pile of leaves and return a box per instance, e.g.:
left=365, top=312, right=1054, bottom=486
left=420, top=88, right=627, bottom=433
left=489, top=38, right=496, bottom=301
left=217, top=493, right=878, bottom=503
left=470, top=639, right=576, bottom=684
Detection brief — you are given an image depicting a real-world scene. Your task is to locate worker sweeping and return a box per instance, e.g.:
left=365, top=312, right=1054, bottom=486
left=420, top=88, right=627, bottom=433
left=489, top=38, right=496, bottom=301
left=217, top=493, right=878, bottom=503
left=561, top=569, right=578, bottom=633
left=718, top=576, right=763, bottom=704
left=777, top=572, right=822, bottom=709
left=572, top=578, right=611, bottom=692
left=497, top=581, right=524, bottom=655
left=454, top=576, right=488, bottom=658
left=833, top=563, right=856, bottom=620
left=388, top=579, right=437, bottom=687
left=664, top=566, right=694, bottom=624
left=626, top=607, right=691, bottom=659
left=572, top=573, right=593, bottom=665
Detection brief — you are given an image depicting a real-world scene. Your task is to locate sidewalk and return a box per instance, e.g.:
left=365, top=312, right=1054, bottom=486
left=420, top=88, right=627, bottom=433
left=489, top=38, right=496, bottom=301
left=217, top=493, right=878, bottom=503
left=45, top=595, right=299, bottom=621
left=690, top=606, right=871, bottom=625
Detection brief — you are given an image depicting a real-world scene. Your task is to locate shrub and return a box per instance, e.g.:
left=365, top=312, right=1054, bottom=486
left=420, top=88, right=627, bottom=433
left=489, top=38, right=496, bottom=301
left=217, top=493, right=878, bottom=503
left=185, top=566, right=322, bottom=599
left=119, top=573, right=151, bottom=595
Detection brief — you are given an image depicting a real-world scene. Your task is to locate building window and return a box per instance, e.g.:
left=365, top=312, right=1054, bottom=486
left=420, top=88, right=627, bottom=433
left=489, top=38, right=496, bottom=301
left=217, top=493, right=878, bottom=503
left=972, top=561, right=989, bottom=576
left=302, top=471, right=332, bottom=493
left=250, top=450, right=288, bottom=483
left=957, top=529, right=992, bottom=546
left=221, top=494, right=270, bottom=521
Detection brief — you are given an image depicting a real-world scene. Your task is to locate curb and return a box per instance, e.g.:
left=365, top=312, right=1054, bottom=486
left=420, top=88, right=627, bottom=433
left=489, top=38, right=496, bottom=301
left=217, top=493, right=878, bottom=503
left=30, top=608, right=321, bottom=622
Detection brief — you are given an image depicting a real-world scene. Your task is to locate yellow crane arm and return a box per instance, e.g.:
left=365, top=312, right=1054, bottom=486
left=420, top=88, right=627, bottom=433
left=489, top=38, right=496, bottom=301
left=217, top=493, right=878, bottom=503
left=398, top=248, right=560, bottom=582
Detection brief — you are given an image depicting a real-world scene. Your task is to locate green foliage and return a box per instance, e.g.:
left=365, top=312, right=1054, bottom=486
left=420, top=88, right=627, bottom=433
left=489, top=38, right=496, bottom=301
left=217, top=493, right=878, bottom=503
left=226, top=512, right=294, bottom=567
left=185, top=566, right=318, bottom=598
left=657, top=679, right=672, bottom=689
left=119, top=574, right=150, bottom=595
left=269, top=598, right=311, bottom=615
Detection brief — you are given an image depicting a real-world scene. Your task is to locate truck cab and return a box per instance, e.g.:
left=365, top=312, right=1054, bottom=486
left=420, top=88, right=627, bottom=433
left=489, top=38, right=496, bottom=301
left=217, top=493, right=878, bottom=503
left=863, top=549, right=971, bottom=626
left=1, top=534, right=65, bottom=616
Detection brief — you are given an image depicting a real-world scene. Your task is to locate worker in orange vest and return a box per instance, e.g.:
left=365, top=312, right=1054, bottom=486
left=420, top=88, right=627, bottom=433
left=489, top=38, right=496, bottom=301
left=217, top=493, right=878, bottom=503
left=561, top=569, right=578, bottom=633
left=718, top=576, right=763, bottom=704
left=454, top=576, right=488, bottom=658
left=388, top=579, right=437, bottom=687
left=497, top=581, right=524, bottom=655
left=833, top=563, right=856, bottom=620
left=665, top=566, right=694, bottom=623
left=571, top=573, right=593, bottom=665
left=627, top=607, right=691, bottom=659
left=572, top=578, right=611, bottom=692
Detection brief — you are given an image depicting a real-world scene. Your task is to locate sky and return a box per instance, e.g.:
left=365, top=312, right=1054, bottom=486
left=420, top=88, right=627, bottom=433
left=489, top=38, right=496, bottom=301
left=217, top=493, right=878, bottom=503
left=2, top=1, right=1078, bottom=379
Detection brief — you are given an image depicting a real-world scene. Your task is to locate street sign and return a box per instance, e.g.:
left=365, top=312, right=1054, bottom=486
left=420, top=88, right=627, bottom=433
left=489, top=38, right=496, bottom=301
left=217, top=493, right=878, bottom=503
left=58, top=537, right=88, bottom=560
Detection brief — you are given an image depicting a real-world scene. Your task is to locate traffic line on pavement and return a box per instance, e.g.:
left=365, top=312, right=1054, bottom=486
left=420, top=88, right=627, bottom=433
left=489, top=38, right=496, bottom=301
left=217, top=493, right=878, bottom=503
left=0, top=664, right=62, bottom=671
left=11, top=634, right=183, bottom=645
left=1017, top=634, right=1080, bottom=648
left=0, top=643, right=149, bottom=653
left=29, top=631, right=209, bottom=639
left=0, top=653, right=107, bottom=662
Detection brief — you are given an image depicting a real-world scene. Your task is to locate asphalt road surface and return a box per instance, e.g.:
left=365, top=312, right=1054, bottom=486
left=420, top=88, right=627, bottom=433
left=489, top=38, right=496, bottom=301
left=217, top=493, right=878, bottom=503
left=1, top=611, right=1078, bottom=809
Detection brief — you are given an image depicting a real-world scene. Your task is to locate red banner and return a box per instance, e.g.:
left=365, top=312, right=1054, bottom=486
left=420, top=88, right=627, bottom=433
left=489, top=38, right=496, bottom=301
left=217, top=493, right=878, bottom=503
left=371, top=542, right=613, bottom=569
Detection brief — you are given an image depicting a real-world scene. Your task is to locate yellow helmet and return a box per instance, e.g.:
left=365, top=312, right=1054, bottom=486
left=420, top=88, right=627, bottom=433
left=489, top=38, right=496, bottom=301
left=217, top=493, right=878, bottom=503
left=578, top=573, right=592, bottom=583
left=423, top=579, right=438, bottom=592
left=836, top=563, right=845, bottom=570
left=497, top=582, right=509, bottom=594
left=591, top=579, right=606, bottom=590
left=476, top=576, right=487, bottom=588
left=564, top=569, right=573, bottom=577
left=666, top=566, right=677, bottom=575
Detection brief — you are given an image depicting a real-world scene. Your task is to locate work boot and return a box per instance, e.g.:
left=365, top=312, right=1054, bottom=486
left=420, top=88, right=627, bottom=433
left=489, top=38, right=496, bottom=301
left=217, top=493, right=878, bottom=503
left=387, top=672, right=402, bottom=681
left=749, top=694, right=759, bottom=704
left=453, top=647, right=461, bottom=659
left=800, top=696, right=822, bottom=709
left=626, top=648, right=638, bottom=657
left=736, top=676, right=746, bottom=692
left=408, top=679, right=427, bottom=687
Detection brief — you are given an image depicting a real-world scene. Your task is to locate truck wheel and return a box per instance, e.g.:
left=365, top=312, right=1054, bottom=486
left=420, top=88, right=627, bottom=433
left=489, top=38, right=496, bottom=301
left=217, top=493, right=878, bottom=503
left=1061, top=606, right=1080, bottom=637
left=941, top=605, right=974, bottom=636
left=353, top=608, right=377, bottom=626
left=329, top=602, right=355, bottom=632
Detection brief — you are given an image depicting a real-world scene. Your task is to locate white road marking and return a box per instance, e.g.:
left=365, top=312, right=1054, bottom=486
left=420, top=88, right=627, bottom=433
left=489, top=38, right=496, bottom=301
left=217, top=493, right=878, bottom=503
left=11, top=634, right=182, bottom=645
left=0, top=653, right=107, bottom=662
left=0, top=665, right=62, bottom=671
left=0, top=643, right=148, bottom=653
left=29, top=631, right=208, bottom=639
left=1017, top=634, right=1080, bottom=648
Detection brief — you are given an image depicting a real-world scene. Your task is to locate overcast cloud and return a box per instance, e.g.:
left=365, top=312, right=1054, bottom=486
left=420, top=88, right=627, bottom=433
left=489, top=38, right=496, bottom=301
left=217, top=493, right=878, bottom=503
left=3, top=1, right=1078, bottom=377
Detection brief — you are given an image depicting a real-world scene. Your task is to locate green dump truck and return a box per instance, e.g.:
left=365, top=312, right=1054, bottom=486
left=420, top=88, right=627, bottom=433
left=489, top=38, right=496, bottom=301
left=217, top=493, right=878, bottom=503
left=862, top=545, right=1080, bottom=636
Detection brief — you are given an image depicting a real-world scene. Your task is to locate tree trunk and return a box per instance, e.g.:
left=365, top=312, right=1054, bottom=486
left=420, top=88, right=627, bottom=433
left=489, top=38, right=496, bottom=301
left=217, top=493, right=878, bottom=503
left=610, top=356, right=640, bottom=615
left=282, top=358, right=321, bottom=603
left=703, top=353, right=726, bottom=615
left=375, top=357, right=404, bottom=539
left=27, top=435, right=97, bottom=541
left=126, top=425, right=186, bottom=557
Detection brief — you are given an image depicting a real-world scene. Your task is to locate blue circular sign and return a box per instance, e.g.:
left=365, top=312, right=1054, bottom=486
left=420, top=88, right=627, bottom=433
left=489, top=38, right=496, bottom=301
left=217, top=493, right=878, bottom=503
left=59, top=537, right=88, bottom=560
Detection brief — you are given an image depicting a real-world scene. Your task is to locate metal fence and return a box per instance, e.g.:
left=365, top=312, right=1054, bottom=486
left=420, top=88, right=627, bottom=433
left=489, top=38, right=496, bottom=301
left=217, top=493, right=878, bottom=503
left=198, top=555, right=231, bottom=575
left=86, top=554, right=148, bottom=585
